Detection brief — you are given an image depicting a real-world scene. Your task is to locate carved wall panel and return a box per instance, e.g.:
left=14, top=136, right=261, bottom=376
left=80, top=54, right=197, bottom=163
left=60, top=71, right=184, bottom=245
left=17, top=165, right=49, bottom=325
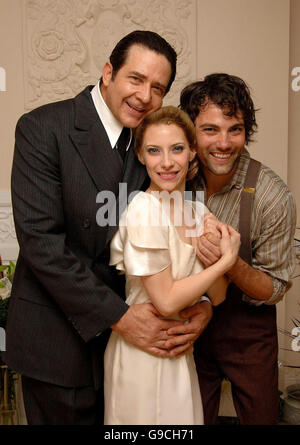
left=23, top=0, right=197, bottom=109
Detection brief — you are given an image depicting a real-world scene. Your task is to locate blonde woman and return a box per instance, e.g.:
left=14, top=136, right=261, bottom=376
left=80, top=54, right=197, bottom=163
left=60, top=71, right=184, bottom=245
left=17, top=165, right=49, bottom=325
left=104, top=106, right=240, bottom=425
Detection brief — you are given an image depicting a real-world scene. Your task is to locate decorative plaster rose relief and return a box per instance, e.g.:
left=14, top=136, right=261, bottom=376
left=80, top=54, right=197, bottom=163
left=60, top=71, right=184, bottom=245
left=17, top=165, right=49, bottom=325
left=23, top=0, right=196, bottom=109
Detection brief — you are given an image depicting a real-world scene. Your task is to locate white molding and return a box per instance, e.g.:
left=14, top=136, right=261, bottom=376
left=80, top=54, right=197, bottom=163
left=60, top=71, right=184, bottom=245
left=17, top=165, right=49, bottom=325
left=0, top=190, right=12, bottom=206
left=0, top=190, right=19, bottom=262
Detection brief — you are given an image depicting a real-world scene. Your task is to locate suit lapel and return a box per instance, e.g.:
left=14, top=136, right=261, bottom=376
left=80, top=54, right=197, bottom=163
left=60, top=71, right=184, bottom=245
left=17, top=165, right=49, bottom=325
left=123, top=145, right=147, bottom=196
left=69, top=86, right=147, bottom=245
left=105, top=145, right=147, bottom=243
left=70, top=86, right=123, bottom=196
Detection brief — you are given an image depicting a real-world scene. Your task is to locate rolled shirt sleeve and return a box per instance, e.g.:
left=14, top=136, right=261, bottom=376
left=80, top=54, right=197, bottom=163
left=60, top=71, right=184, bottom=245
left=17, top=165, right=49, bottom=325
left=243, top=188, right=297, bottom=305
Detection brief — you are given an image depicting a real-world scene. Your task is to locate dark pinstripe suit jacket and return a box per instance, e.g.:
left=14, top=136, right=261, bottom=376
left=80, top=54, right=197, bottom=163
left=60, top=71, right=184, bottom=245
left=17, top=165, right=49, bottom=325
left=4, top=86, right=147, bottom=388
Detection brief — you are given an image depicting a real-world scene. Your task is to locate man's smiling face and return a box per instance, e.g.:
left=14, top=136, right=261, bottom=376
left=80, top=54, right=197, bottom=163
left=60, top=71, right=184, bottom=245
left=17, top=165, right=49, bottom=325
left=195, top=102, right=246, bottom=177
left=100, top=44, right=172, bottom=129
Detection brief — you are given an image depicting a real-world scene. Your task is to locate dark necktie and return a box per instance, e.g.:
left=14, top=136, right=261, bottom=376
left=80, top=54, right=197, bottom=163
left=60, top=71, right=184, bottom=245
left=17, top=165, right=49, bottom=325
left=116, top=127, right=130, bottom=161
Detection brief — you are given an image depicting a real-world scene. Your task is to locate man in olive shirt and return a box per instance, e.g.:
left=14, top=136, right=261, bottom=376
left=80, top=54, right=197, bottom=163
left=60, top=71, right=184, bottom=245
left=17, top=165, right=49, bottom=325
left=181, top=73, right=296, bottom=425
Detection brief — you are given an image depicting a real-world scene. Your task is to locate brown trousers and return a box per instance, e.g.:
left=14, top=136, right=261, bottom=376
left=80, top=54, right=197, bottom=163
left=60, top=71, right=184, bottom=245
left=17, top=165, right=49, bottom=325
left=194, top=284, right=278, bottom=425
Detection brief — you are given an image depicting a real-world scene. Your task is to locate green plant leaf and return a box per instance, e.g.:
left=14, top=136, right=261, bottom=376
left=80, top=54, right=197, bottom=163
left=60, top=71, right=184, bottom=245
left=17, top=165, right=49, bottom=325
left=7, top=261, right=15, bottom=282
left=9, top=261, right=15, bottom=273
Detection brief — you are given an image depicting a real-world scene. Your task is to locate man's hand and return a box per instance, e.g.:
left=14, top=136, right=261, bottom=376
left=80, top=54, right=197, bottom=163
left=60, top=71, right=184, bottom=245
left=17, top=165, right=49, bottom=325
left=197, top=214, right=222, bottom=267
left=204, top=213, right=221, bottom=235
left=164, top=302, right=213, bottom=356
left=111, top=303, right=184, bottom=358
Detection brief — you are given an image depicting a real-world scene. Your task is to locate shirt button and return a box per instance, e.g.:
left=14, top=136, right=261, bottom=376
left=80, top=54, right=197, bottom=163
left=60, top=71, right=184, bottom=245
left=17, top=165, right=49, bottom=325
left=83, top=218, right=91, bottom=229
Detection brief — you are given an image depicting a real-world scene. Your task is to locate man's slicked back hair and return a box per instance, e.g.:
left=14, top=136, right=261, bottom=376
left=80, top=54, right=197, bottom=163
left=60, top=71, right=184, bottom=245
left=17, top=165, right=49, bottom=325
left=109, top=30, right=177, bottom=95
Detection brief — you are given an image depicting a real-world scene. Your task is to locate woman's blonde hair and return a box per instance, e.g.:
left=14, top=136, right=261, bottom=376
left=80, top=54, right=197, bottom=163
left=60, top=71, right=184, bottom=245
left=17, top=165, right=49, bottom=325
left=134, top=106, right=199, bottom=181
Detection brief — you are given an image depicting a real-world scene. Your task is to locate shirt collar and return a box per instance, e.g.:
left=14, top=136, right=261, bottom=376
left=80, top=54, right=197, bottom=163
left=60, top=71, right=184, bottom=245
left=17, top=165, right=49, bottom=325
left=194, top=147, right=251, bottom=194
left=91, top=82, right=132, bottom=150
left=229, top=147, right=251, bottom=190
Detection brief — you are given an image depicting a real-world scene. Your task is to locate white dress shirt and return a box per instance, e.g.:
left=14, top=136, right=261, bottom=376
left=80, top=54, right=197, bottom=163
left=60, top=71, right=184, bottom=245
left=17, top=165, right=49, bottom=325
left=91, top=82, right=132, bottom=151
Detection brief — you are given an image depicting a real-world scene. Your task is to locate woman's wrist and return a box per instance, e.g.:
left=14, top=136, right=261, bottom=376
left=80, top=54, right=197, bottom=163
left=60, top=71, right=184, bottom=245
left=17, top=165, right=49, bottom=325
left=217, top=254, right=235, bottom=273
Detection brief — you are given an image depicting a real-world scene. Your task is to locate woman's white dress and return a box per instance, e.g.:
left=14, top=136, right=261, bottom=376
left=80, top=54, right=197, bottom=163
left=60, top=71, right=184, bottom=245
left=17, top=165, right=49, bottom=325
left=104, top=191, right=206, bottom=425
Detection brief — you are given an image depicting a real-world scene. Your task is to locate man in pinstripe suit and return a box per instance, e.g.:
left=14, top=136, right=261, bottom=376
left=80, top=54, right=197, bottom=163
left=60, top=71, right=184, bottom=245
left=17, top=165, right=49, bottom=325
left=4, top=31, right=213, bottom=425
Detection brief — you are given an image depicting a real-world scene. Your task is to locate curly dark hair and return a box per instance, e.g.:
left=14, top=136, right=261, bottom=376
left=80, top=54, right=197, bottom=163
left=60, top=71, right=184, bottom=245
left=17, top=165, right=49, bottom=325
left=180, top=73, right=258, bottom=144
